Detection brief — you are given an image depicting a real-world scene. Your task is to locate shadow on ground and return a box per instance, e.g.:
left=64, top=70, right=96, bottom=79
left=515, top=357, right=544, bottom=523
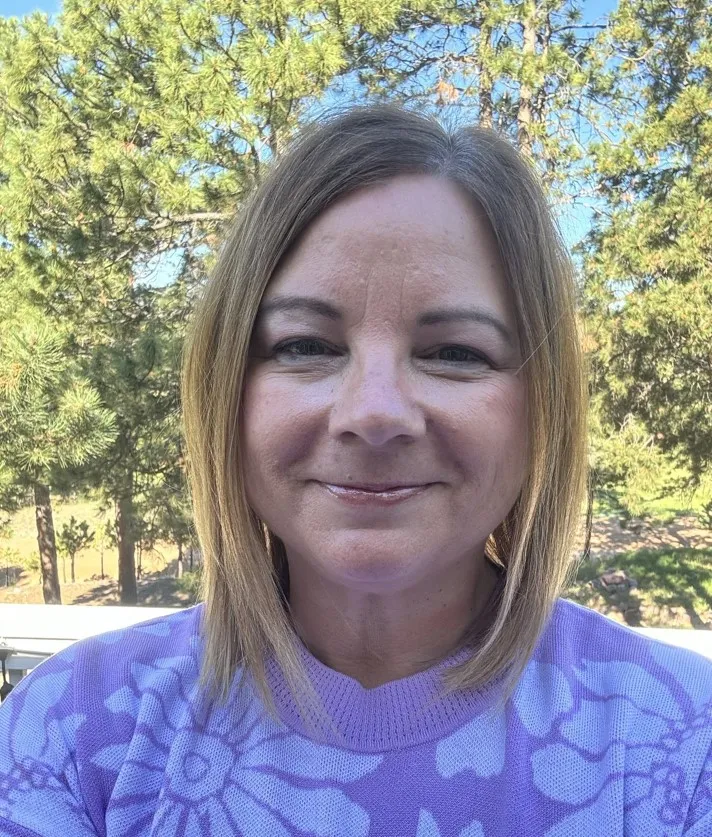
left=582, top=514, right=712, bottom=557
left=567, top=547, right=712, bottom=629
left=71, top=576, right=197, bottom=607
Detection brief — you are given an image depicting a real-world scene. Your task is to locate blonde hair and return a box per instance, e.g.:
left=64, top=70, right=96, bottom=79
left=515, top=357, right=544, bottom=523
left=181, top=103, right=588, bottom=712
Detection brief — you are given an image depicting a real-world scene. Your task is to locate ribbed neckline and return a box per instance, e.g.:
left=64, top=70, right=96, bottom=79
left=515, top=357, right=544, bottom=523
left=264, top=636, right=505, bottom=753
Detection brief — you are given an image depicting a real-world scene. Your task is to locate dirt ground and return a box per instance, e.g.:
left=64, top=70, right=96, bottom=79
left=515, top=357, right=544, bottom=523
left=0, top=571, right=196, bottom=607
left=577, top=513, right=712, bottom=557
left=0, top=554, right=199, bottom=607
left=568, top=514, right=712, bottom=629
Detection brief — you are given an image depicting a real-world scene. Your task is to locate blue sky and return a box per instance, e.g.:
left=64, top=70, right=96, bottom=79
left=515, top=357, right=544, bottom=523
left=3, top=0, right=621, bottom=30
left=4, top=0, right=59, bottom=15
left=0, top=0, right=617, bottom=28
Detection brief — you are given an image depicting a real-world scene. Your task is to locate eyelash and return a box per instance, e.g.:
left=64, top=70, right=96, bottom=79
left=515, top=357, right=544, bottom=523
left=272, top=338, right=492, bottom=367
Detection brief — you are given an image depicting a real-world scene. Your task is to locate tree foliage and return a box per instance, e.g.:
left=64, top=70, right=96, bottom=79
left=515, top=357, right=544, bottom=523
left=57, top=515, right=94, bottom=584
left=0, top=0, right=710, bottom=606
left=583, top=0, right=712, bottom=493
left=0, top=313, right=116, bottom=601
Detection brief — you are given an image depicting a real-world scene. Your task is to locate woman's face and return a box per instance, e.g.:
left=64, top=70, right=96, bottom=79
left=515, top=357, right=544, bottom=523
left=243, top=175, right=528, bottom=594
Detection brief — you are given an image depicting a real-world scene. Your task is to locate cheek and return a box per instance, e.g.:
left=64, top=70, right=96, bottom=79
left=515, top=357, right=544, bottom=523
left=240, top=375, right=278, bottom=502
left=239, top=372, right=317, bottom=494
left=493, top=379, right=528, bottom=457
left=460, top=379, right=528, bottom=486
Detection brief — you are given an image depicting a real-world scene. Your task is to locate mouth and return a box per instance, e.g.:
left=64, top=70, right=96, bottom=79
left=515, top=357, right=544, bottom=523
left=316, top=481, right=433, bottom=506
left=321, top=482, right=431, bottom=492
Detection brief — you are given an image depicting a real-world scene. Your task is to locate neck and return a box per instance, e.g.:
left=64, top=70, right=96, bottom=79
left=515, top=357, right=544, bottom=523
left=288, top=555, right=501, bottom=688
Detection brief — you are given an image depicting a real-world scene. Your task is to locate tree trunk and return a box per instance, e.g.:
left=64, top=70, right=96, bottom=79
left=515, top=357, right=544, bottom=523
left=116, top=487, right=137, bottom=605
left=479, top=73, right=493, bottom=129
left=518, top=1, right=537, bottom=157
left=70, top=553, right=75, bottom=584
left=176, top=540, right=183, bottom=579
left=33, top=482, right=61, bottom=604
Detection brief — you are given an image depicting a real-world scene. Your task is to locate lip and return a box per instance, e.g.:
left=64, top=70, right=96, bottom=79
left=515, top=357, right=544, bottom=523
left=326, top=481, right=427, bottom=491
left=317, top=482, right=432, bottom=506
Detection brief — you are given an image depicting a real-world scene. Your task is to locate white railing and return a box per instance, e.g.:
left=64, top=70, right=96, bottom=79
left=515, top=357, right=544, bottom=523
left=0, top=604, right=183, bottom=690
left=0, top=604, right=710, bottom=700
left=629, top=626, right=712, bottom=658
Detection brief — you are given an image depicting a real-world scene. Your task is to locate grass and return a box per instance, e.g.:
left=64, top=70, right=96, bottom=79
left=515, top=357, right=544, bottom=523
left=591, top=470, right=712, bottom=526
left=567, top=547, right=712, bottom=629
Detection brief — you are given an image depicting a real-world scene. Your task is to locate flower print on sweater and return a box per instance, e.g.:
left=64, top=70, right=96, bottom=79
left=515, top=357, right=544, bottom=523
left=416, top=809, right=485, bottom=837
left=96, top=653, right=382, bottom=837
left=434, top=651, right=712, bottom=837
left=0, top=645, right=96, bottom=835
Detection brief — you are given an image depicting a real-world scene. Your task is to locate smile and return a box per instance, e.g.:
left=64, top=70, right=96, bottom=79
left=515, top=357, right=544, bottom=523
left=318, top=482, right=431, bottom=506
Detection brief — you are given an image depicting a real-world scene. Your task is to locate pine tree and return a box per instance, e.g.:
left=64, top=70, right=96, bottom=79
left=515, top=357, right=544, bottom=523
left=0, top=318, right=116, bottom=603
left=349, top=0, right=607, bottom=199
left=583, top=0, right=712, bottom=492
left=57, top=516, right=94, bottom=585
left=0, top=0, right=630, bottom=603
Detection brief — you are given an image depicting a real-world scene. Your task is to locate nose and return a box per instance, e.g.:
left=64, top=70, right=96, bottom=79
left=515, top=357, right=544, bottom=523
left=328, top=350, right=426, bottom=446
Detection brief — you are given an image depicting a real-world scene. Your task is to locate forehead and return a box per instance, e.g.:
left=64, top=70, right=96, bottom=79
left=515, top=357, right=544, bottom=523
left=265, top=175, right=514, bottom=323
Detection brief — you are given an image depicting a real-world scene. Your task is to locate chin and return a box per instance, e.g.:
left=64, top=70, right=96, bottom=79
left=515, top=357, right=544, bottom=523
left=311, top=541, right=431, bottom=589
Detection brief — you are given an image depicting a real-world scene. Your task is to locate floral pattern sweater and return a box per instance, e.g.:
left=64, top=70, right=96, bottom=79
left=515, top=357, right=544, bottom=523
left=0, top=599, right=711, bottom=836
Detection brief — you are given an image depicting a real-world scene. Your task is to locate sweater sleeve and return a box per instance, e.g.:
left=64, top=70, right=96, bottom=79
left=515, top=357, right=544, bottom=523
left=684, top=745, right=712, bottom=836
left=0, top=646, right=98, bottom=836
left=0, top=819, right=45, bottom=837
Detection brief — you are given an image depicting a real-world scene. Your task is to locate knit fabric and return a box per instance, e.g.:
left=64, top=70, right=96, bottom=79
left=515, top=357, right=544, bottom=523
left=0, top=599, right=711, bottom=836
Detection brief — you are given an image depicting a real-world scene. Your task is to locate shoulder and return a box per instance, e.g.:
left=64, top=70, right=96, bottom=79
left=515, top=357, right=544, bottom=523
left=511, top=601, right=712, bottom=834
left=0, top=606, right=206, bottom=834
left=71, top=603, right=204, bottom=697
left=77, top=604, right=207, bottom=730
left=514, top=599, right=712, bottom=729
left=543, top=598, right=712, bottom=711
left=0, top=604, right=205, bottom=753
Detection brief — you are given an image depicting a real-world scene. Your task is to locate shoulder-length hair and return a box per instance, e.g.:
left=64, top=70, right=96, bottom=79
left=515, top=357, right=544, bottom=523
left=182, top=103, right=588, bottom=712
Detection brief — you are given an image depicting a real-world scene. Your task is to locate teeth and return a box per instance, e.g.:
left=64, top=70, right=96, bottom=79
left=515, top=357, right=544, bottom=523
left=345, top=486, right=407, bottom=492
left=323, top=483, right=424, bottom=494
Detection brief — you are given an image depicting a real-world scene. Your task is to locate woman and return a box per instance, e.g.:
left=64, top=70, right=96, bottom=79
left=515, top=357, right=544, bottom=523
left=0, top=104, right=710, bottom=837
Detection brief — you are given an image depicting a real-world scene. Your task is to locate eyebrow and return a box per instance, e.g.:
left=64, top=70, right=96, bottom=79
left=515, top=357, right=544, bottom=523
left=257, top=295, right=515, bottom=346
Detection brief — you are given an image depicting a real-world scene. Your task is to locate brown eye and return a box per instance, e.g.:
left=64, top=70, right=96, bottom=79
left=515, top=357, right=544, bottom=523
left=429, top=346, right=491, bottom=365
left=273, top=339, right=338, bottom=359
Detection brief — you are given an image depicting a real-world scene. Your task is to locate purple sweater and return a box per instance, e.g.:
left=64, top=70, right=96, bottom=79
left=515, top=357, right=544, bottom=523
left=0, top=599, right=711, bottom=836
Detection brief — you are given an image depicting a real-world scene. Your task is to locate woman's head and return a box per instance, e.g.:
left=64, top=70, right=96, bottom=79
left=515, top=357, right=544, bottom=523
left=182, top=104, right=588, bottom=705
left=242, top=174, right=527, bottom=612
